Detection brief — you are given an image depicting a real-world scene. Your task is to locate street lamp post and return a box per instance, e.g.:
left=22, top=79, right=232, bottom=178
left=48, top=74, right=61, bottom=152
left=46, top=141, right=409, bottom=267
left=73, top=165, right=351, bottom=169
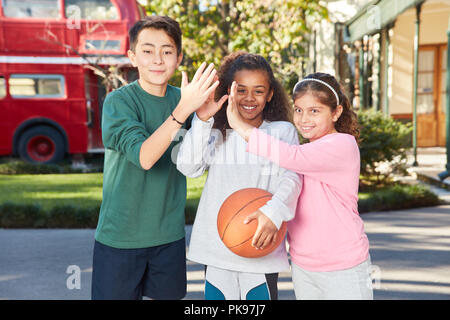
left=412, top=4, right=422, bottom=167
left=438, top=16, right=450, bottom=181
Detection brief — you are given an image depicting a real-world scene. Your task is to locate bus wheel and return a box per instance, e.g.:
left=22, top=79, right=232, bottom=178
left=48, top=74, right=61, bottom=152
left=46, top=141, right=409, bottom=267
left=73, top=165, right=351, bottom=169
left=18, top=126, right=65, bottom=164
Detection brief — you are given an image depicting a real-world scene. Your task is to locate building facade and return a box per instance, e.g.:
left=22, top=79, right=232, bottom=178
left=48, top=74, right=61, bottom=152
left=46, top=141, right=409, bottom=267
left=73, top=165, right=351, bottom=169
left=342, top=0, right=450, bottom=148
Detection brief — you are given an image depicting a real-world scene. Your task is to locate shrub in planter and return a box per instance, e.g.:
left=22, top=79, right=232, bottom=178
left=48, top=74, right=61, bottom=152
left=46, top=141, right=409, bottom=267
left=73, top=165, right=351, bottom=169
left=0, top=203, right=100, bottom=228
left=358, top=110, right=412, bottom=187
left=0, top=161, right=64, bottom=174
left=47, top=205, right=100, bottom=228
left=0, top=159, right=102, bottom=174
left=358, top=184, right=440, bottom=213
left=0, top=202, right=46, bottom=228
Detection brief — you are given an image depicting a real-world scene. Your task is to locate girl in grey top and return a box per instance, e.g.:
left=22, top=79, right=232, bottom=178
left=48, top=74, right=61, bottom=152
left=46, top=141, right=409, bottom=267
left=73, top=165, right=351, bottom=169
left=177, top=52, right=302, bottom=300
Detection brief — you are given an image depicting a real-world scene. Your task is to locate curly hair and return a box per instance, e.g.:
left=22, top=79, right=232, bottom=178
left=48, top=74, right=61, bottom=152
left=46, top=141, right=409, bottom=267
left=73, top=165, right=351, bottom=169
left=292, top=72, right=359, bottom=140
left=213, top=51, right=292, bottom=141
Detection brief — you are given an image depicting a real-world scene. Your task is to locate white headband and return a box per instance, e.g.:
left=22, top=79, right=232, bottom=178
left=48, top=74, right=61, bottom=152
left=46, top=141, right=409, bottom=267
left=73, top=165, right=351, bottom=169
left=293, top=78, right=340, bottom=106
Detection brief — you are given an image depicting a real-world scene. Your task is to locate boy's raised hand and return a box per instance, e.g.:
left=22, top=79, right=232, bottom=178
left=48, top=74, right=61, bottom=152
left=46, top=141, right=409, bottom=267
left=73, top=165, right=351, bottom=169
left=196, top=75, right=228, bottom=121
left=179, top=62, right=220, bottom=116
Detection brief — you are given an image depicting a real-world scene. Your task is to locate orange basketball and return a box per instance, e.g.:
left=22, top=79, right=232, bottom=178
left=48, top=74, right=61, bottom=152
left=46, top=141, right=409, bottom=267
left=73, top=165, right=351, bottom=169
left=217, top=188, right=287, bottom=258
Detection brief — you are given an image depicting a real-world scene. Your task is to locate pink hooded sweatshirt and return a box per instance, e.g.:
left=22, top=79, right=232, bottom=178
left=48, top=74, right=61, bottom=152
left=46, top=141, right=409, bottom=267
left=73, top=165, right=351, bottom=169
left=247, top=129, right=369, bottom=272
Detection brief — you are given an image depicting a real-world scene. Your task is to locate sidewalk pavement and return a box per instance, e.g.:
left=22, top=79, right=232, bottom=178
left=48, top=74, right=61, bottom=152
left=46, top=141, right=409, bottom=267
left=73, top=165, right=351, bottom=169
left=405, top=147, right=450, bottom=199
left=1, top=203, right=449, bottom=300
left=186, top=204, right=450, bottom=299
left=0, top=148, right=449, bottom=300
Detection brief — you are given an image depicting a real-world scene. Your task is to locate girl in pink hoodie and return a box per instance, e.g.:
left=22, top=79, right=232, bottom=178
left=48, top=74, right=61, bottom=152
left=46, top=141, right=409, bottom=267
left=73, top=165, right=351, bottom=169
left=227, top=72, right=373, bottom=300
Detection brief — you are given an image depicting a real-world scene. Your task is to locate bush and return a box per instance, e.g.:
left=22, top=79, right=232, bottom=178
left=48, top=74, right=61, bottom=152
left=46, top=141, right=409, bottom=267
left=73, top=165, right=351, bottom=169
left=358, top=110, right=412, bottom=187
left=185, top=199, right=200, bottom=225
left=0, top=184, right=440, bottom=228
left=358, top=184, right=440, bottom=213
left=0, top=160, right=82, bottom=175
left=0, top=203, right=99, bottom=228
left=0, top=158, right=104, bottom=174
left=47, top=205, right=100, bottom=228
left=0, top=202, right=46, bottom=228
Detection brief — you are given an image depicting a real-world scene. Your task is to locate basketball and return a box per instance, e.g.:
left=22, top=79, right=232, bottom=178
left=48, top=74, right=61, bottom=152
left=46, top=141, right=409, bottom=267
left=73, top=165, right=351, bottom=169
left=217, top=188, right=287, bottom=258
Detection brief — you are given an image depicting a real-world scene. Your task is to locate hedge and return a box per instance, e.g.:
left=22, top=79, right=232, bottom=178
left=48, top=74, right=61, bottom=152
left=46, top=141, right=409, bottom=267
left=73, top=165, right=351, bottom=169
left=0, top=184, right=441, bottom=228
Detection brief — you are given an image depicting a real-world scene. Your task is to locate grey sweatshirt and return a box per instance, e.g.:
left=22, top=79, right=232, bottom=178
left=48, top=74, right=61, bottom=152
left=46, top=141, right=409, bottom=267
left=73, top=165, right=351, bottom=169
left=176, top=114, right=302, bottom=273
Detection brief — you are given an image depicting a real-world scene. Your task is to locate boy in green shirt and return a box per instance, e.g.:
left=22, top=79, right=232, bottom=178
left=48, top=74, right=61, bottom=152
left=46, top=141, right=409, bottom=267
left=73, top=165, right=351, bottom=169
left=92, top=16, right=220, bottom=300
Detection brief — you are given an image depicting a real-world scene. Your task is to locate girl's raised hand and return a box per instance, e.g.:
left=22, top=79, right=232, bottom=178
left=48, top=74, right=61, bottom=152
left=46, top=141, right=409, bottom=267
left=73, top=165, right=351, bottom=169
left=226, top=81, right=254, bottom=141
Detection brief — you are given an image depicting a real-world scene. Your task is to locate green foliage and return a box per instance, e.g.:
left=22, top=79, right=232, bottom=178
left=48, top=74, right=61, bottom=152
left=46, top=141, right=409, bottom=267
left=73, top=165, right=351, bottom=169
left=0, top=173, right=103, bottom=210
left=0, top=183, right=440, bottom=227
left=145, top=0, right=328, bottom=90
left=0, top=159, right=102, bottom=174
left=0, top=202, right=46, bottom=228
left=0, top=202, right=99, bottom=228
left=184, top=173, right=207, bottom=224
left=46, top=205, right=100, bottom=228
left=0, top=172, right=205, bottom=227
left=0, top=160, right=71, bottom=174
left=358, top=184, right=440, bottom=213
left=358, top=109, right=413, bottom=186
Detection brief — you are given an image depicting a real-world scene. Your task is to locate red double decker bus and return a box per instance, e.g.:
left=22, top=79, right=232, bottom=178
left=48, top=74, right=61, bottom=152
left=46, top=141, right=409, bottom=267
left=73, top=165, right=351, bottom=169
left=0, top=0, right=144, bottom=163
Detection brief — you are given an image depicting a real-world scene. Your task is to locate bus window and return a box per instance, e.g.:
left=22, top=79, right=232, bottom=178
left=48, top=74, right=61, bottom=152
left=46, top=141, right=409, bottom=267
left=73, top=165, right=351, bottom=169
left=85, top=39, right=121, bottom=52
left=3, top=0, right=60, bottom=18
left=0, top=77, right=5, bottom=98
left=64, top=0, right=119, bottom=20
left=9, top=75, right=65, bottom=98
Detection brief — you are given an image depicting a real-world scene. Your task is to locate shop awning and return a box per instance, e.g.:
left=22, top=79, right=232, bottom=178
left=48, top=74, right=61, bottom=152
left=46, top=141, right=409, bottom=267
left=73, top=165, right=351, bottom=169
left=345, top=0, right=426, bottom=42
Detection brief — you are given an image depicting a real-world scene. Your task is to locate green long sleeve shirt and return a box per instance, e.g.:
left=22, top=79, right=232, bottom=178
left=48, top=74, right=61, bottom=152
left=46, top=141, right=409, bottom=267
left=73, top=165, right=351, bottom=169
left=95, top=80, right=187, bottom=249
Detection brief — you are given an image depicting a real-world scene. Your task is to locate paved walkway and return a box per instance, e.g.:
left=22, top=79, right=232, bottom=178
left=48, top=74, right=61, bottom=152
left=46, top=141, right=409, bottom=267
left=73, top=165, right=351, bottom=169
left=0, top=147, right=449, bottom=300
left=1, top=203, right=449, bottom=300
left=405, top=147, right=450, bottom=194
left=185, top=203, right=450, bottom=300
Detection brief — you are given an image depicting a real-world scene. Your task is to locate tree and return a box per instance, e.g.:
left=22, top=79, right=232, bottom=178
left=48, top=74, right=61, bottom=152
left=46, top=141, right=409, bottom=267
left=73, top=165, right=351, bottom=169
left=145, top=0, right=328, bottom=90
left=358, top=109, right=413, bottom=187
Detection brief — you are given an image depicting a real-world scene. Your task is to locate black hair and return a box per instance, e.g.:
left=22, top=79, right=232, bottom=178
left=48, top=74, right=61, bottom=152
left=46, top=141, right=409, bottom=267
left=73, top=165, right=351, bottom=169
left=128, top=16, right=182, bottom=55
left=213, top=51, right=292, bottom=141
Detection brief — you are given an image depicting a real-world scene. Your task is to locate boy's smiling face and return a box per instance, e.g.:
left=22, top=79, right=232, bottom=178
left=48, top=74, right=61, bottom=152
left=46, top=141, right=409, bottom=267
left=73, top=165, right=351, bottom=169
left=128, top=28, right=183, bottom=96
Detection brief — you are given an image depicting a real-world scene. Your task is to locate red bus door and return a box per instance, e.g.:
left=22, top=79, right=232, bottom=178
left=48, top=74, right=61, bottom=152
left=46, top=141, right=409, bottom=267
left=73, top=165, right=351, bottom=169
left=84, top=71, right=103, bottom=152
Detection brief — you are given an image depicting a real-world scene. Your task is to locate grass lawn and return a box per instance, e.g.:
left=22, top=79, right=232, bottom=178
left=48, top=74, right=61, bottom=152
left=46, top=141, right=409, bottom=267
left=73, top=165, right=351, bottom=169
left=0, top=172, right=440, bottom=227
left=0, top=173, right=207, bottom=212
left=0, top=173, right=103, bottom=209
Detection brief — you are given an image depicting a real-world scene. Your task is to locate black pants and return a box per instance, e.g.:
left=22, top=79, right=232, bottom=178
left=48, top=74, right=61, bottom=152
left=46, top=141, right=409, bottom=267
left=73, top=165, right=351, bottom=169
left=91, top=238, right=187, bottom=300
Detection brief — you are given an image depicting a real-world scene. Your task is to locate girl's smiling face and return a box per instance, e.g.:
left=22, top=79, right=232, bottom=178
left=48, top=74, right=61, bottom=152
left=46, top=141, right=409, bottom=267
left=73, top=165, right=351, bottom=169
left=232, top=69, right=273, bottom=128
left=293, top=92, right=343, bottom=142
